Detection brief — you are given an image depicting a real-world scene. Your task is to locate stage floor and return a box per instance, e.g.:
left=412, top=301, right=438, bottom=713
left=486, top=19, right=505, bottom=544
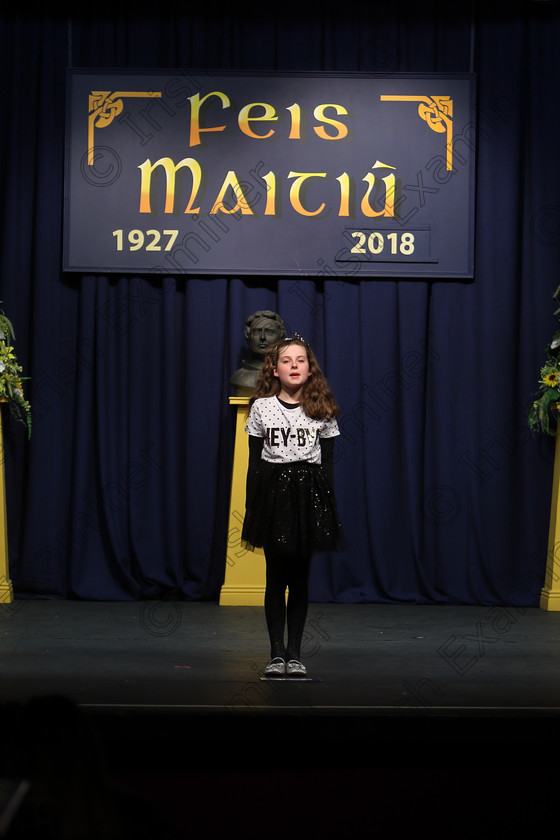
left=1, top=599, right=560, bottom=752
left=2, top=600, right=560, bottom=837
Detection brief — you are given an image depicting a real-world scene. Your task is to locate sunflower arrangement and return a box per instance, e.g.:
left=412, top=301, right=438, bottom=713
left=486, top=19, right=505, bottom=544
left=528, top=286, right=560, bottom=437
left=0, top=307, right=31, bottom=438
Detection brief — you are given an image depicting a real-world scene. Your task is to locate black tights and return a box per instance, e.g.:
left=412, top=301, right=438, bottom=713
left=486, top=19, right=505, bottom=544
left=264, top=549, right=312, bottom=662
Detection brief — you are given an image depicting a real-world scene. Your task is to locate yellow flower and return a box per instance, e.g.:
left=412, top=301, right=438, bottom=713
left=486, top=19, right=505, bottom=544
left=542, top=369, right=560, bottom=387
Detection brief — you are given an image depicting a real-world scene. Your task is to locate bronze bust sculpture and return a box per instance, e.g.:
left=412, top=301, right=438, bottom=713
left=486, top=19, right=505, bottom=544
left=230, top=310, right=287, bottom=396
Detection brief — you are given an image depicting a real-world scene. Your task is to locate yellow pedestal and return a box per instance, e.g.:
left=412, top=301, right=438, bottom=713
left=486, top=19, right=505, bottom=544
left=541, top=430, right=560, bottom=610
left=219, top=397, right=266, bottom=605
left=0, top=406, right=13, bottom=604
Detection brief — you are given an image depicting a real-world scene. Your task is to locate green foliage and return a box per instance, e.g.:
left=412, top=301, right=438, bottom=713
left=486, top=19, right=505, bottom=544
left=0, top=307, right=31, bottom=439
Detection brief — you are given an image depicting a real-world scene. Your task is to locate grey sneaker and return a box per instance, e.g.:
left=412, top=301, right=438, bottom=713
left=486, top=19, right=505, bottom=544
left=286, top=659, right=307, bottom=677
left=264, top=657, right=286, bottom=676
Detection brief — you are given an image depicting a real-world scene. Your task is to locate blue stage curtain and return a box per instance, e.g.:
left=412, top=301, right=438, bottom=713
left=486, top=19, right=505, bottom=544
left=0, top=3, right=558, bottom=604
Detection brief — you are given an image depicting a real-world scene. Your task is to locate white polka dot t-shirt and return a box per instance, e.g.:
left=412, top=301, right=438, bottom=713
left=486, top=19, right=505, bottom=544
left=245, top=396, right=340, bottom=464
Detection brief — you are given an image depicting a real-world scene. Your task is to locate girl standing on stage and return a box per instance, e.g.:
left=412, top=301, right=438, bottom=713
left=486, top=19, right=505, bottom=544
left=242, top=336, right=345, bottom=677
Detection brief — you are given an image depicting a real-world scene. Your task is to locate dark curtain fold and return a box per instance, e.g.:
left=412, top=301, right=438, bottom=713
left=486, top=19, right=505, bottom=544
left=0, top=2, right=558, bottom=605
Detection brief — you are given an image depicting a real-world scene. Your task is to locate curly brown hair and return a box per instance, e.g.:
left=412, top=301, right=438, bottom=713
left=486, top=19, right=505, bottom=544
left=249, top=337, right=339, bottom=420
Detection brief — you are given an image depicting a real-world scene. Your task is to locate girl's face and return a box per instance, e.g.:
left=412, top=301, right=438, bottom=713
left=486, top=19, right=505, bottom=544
left=273, top=344, right=310, bottom=394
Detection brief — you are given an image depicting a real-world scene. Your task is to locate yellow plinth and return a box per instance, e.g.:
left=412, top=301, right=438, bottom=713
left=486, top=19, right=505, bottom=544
left=219, top=397, right=266, bottom=605
left=0, top=406, right=13, bottom=604
left=541, top=429, right=560, bottom=610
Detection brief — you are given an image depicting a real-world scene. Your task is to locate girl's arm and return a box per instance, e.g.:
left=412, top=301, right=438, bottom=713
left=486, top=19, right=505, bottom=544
left=320, top=437, right=335, bottom=490
left=246, top=435, right=264, bottom=504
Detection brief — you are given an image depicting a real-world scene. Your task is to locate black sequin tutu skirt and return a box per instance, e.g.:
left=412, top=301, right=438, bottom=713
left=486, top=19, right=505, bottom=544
left=242, top=460, right=346, bottom=556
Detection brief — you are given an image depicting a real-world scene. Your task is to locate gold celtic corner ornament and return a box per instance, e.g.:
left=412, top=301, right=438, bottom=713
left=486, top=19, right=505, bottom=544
left=88, top=90, right=162, bottom=165
left=380, top=95, right=453, bottom=170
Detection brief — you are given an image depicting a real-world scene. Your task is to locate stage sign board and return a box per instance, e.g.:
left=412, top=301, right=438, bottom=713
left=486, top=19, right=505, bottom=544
left=64, top=70, right=476, bottom=278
